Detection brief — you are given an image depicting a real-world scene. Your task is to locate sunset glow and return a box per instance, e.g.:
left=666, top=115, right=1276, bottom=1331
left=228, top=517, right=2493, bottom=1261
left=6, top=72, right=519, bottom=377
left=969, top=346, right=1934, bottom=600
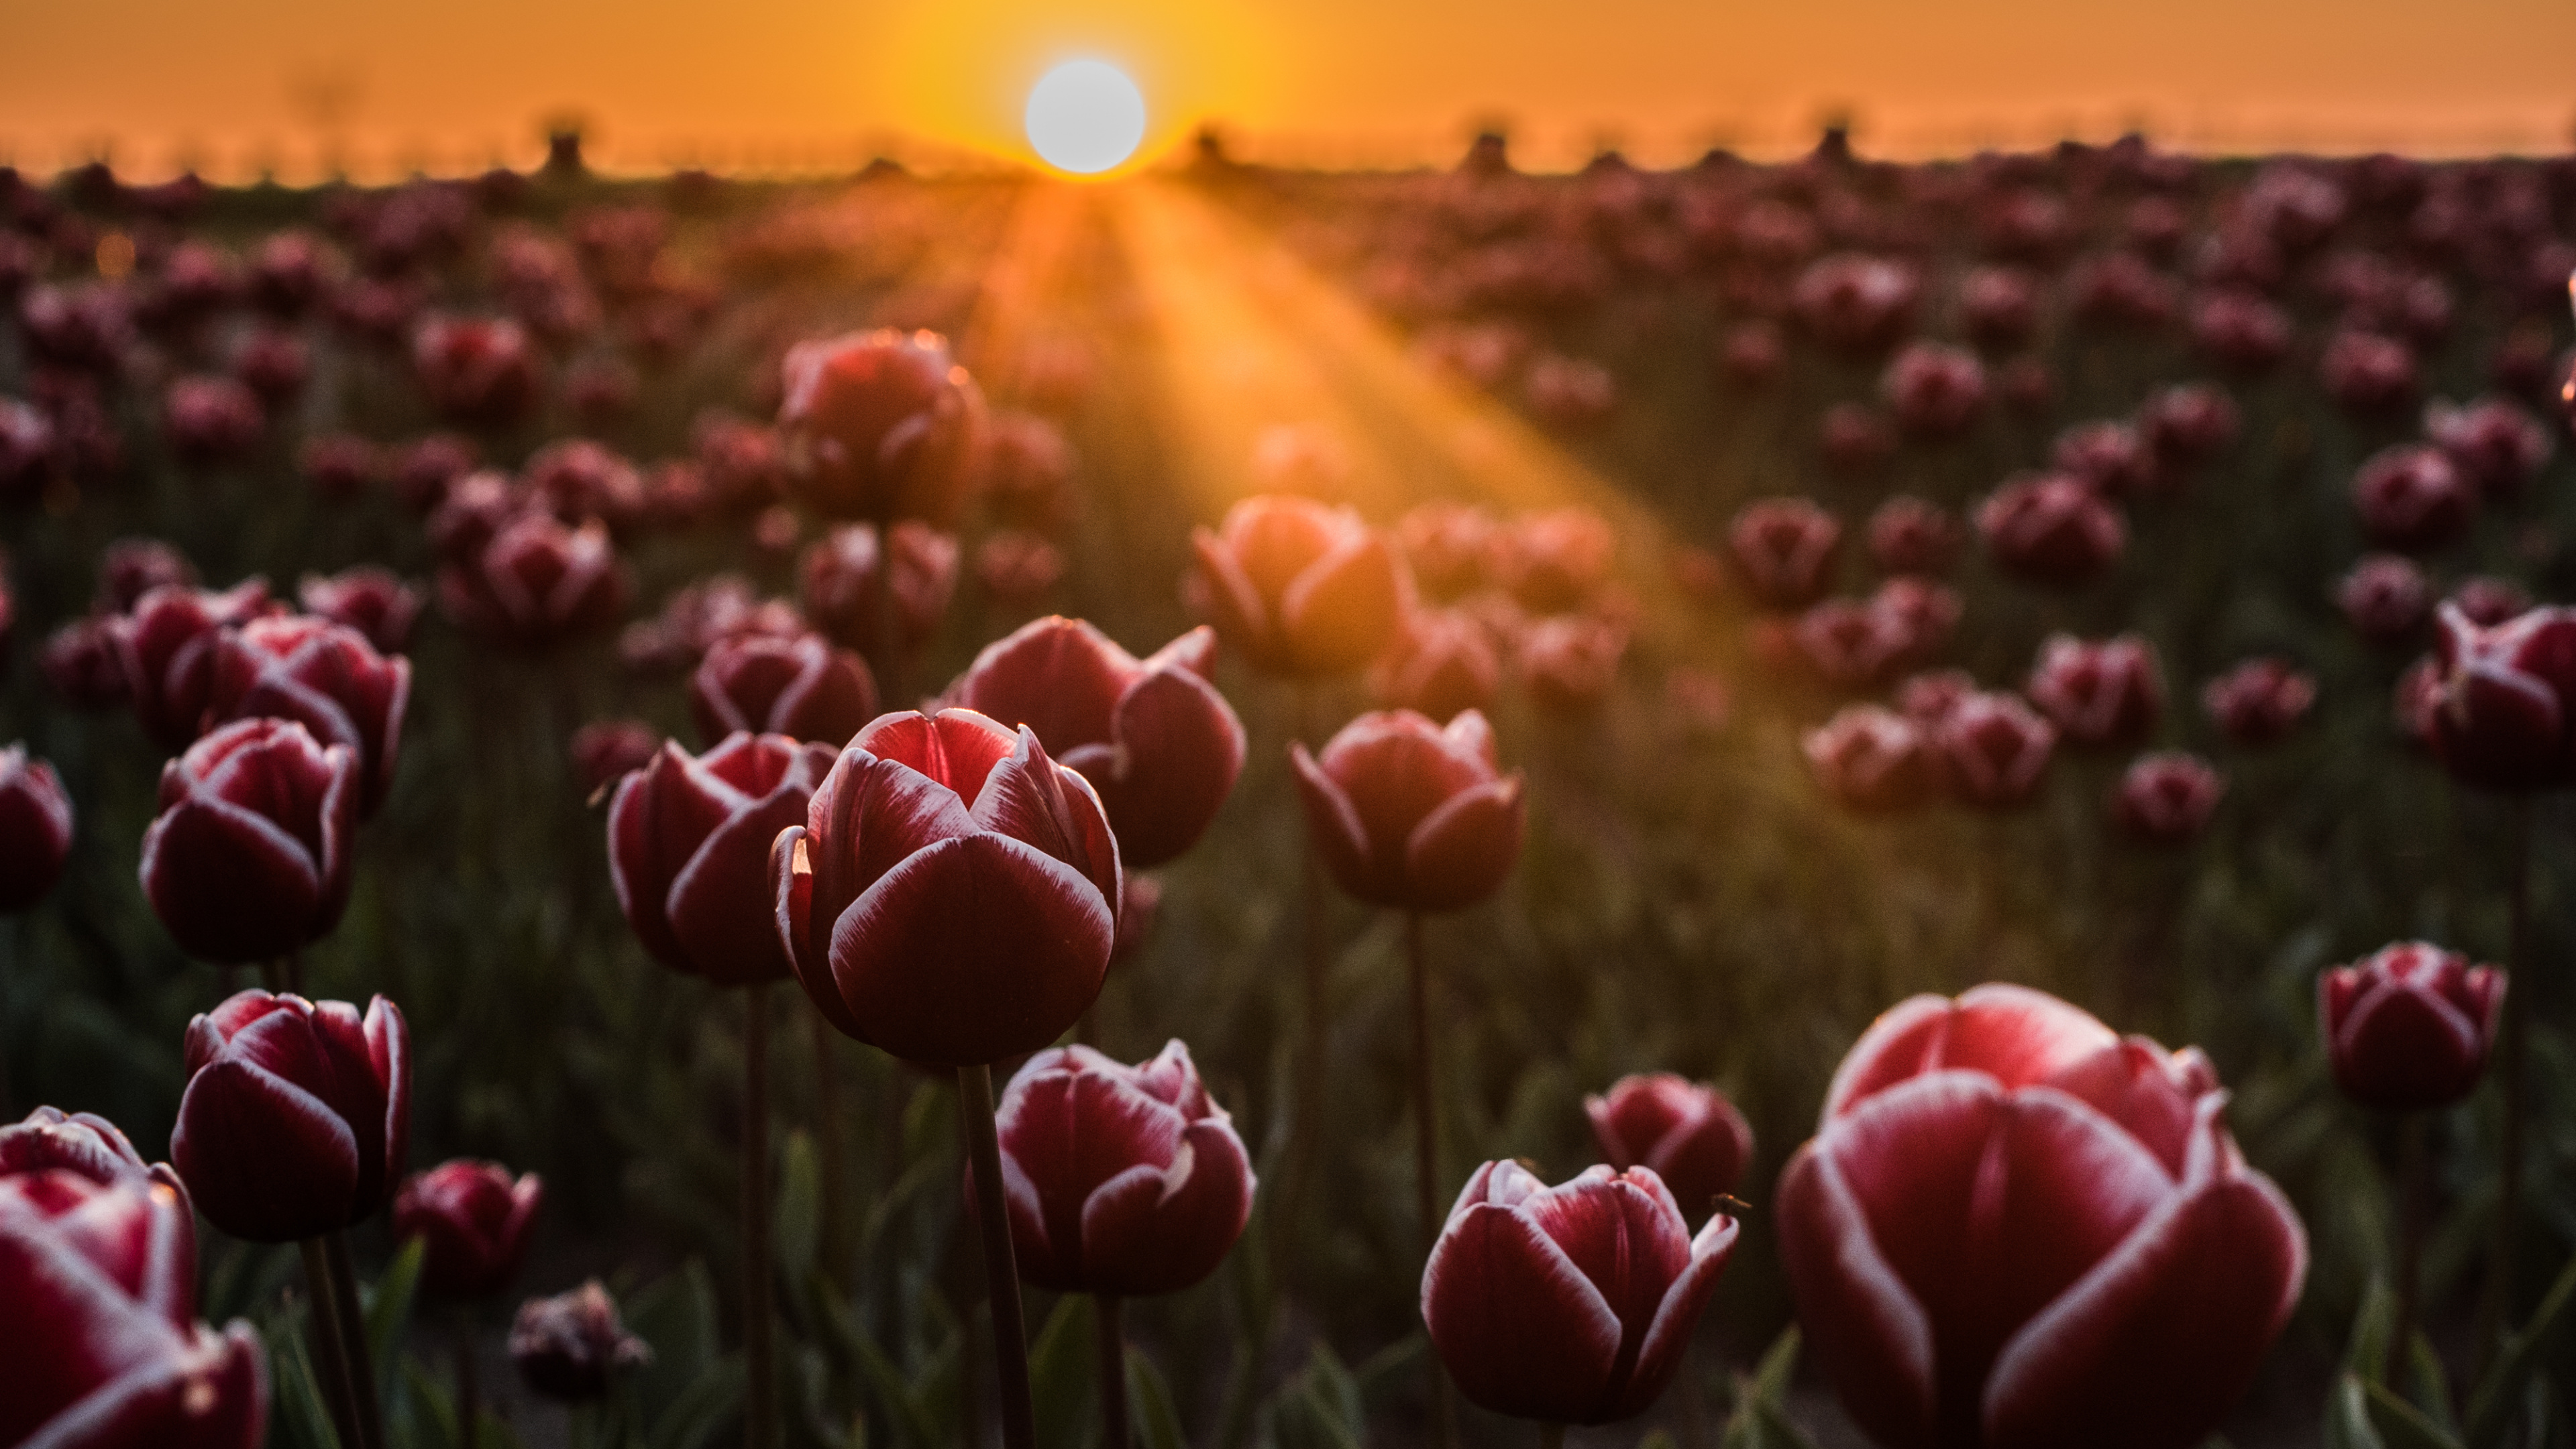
left=1024, top=60, right=1148, bottom=174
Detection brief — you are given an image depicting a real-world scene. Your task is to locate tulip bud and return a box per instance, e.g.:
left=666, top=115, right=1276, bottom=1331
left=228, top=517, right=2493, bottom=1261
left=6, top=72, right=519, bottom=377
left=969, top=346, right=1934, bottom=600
left=1728, top=498, right=1841, bottom=608
left=171, top=989, right=410, bottom=1242
left=2351, top=445, right=2473, bottom=554
left=413, top=315, right=542, bottom=429
left=2200, top=657, right=2316, bottom=747
left=1585, top=1073, right=1755, bottom=1218
left=2425, top=397, right=2551, bottom=499
left=2320, top=943, right=2504, bottom=1112
left=1777, top=985, right=2304, bottom=1449
left=1, top=1140, right=268, bottom=1448
left=1519, top=614, right=1627, bottom=713
left=2051, top=421, right=2153, bottom=498
left=773, top=710, right=1122, bottom=1065
left=943, top=618, right=1245, bottom=869
left=1394, top=502, right=1499, bottom=601
left=777, top=328, right=988, bottom=525
left=2139, top=382, right=2240, bottom=470
left=510, top=1281, right=651, bottom=1401
left=0, top=744, right=73, bottom=912
left=2025, top=634, right=2162, bottom=748
left=570, top=718, right=662, bottom=796
left=797, top=521, right=960, bottom=658
left=2112, top=751, right=2226, bottom=844
left=205, top=614, right=411, bottom=817
left=394, top=1160, right=543, bottom=1299
left=610, top=733, right=837, bottom=985
left=1866, top=496, right=1960, bottom=577
left=690, top=633, right=878, bottom=748
left=141, top=718, right=358, bottom=965
left=1932, top=691, right=2057, bottom=809
left=1489, top=507, right=1615, bottom=614
left=1882, top=341, right=1987, bottom=439
left=163, top=376, right=265, bottom=468
left=1371, top=608, right=1503, bottom=722
left=2336, top=555, right=2432, bottom=647
left=113, top=580, right=278, bottom=750
left=1976, top=476, right=2125, bottom=589
left=1423, top=1160, right=1737, bottom=1425
left=1792, top=254, right=1921, bottom=354
left=2322, top=330, right=2420, bottom=419
left=2424, top=602, right=2576, bottom=792
left=989, top=1041, right=1254, bottom=1295
left=43, top=616, right=130, bottom=710
left=1186, top=495, right=1407, bottom=677
left=437, top=513, right=631, bottom=645
left=1290, top=710, right=1525, bottom=912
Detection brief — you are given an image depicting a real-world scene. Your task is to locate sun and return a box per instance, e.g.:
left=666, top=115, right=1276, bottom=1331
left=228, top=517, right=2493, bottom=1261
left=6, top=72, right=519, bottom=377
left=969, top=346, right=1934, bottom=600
left=1023, top=59, right=1148, bottom=175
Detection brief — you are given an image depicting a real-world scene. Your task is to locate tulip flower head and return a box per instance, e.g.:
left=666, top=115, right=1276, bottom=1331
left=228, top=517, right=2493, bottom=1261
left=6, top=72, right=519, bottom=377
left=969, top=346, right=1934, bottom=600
left=2025, top=634, right=2162, bottom=749
left=0, top=743, right=73, bottom=912
left=990, top=1040, right=1254, bottom=1296
left=690, top=632, right=879, bottom=748
left=1807, top=705, right=1938, bottom=814
left=171, top=989, right=410, bottom=1243
left=1776, top=985, right=2306, bottom=1449
left=394, top=1160, right=543, bottom=1300
left=205, top=614, right=411, bottom=817
left=777, top=328, right=988, bottom=525
left=2320, top=943, right=2503, bottom=1114
left=140, top=718, right=358, bottom=965
left=1186, top=494, right=1407, bottom=677
left=1422, top=1160, right=1739, bottom=1425
left=773, top=710, right=1122, bottom=1066
left=1729, top=498, right=1842, bottom=609
left=1585, top=1073, right=1756, bottom=1218
left=2424, top=602, right=2576, bottom=792
left=1290, top=709, right=1525, bottom=912
left=610, top=733, right=838, bottom=985
left=2201, top=658, right=2316, bottom=748
left=511, top=1281, right=651, bottom=1401
left=2112, top=752, right=2226, bottom=845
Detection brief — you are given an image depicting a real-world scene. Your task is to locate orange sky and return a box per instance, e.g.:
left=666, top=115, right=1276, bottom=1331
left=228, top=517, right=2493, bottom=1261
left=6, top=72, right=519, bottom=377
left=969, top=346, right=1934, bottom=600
left=1, top=0, right=2571, bottom=176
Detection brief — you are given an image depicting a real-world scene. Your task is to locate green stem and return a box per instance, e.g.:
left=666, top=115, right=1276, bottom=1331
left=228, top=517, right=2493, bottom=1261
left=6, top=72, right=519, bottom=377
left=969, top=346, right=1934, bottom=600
left=807, top=1007, right=849, bottom=1282
left=1409, top=912, right=1455, bottom=1449
left=453, top=1307, right=480, bottom=1449
left=1095, top=1295, right=1130, bottom=1449
left=2389, top=1112, right=2430, bottom=1384
left=959, top=1062, right=1038, bottom=1449
left=323, top=1230, right=385, bottom=1449
left=299, top=1237, right=364, bottom=1449
left=1280, top=680, right=1328, bottom=1287
left=743, top=983, right=776, bottom=1449
left=2475, top=796, right=2533, bottom=1371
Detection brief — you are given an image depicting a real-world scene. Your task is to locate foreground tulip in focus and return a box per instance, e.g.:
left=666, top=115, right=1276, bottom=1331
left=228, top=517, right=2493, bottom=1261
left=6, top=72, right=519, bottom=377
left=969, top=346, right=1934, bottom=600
left=1423, top=1160, right=1739, bottom=1426
left=1776, top=984, right=2305, bottom=1449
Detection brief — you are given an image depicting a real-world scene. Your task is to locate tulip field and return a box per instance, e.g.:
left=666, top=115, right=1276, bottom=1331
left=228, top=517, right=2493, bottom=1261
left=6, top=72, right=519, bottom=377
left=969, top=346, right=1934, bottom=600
left=4, top=138, right=2576, bottom=1449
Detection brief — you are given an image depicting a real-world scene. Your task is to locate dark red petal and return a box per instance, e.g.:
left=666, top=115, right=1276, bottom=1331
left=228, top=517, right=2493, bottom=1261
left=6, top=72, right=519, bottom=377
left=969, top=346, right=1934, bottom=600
left=1421, top=1201, right=1623, bottom=1424
left=170, top=1058, right=361, bottom=1242
left=1403, top=773, right=1524, bottom=912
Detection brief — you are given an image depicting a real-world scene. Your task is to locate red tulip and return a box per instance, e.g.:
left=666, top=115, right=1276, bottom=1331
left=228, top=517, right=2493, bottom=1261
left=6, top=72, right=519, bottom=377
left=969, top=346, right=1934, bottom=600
left=1519, top=614, right=1627, bottom=712
left=777, top=328, right=987, bottom=525
left=609, top=733, right=837, bottom=985
left=2395, top=656, right=2444, bottom=751
left=1882, top=342, right=1988, bottom=440
left=2322, top=330, right=2420, bottom=419
left=392, top=433, right=479, bottom=512
left=2200, top=658, right=2316, bottom=747
left=973, top=530, right=1067, bottom=608
left=2425, top=397, right=2551, bottom=498
left=2320, top=943, right=2504, bottom=1112
left=1777, top=985, right=2304, bottom=1449
left=990, top=1040, right=1254, bottom=1295
left=1807, top=705, right=1937, bottom=813
left=690, top=633, right=878, bottom=748
left=1524, top=354, right=1617, bottom=427
left=2447, top=577, right=2531, bottom=629
left=1994, top=359, right=2055, bottom=417
left=1585, top=1073, right=1755, bottom=1217
left=427, top=471, right=525, bottom=562
left=943, top=618, right=1245, bottom=869
left=1821, top=404, right=1898, bottom=475
left=1958, top=266, right=2039, bottom=351
left=412, top=315, right=541, bottom=429
left=1976, top=476, right=2125, bottom=589
left=797, top=521, right=960, bottom=657
left=523, top=438, right=646, bottom=530
left=772, top=710, right=1122, bottom=1065
left=1898, top=669, right=1977, bottom=728
left=297, top=435, right=380, bottom=500
left=294, top=568, right=419, bottom=655
left=1371, top=608, right=1503, bottom=722
left=2112, top=752, right=2225, bottom=845
left=0, top=1147, right=266, bottom=1447
left=1870, top=578, right=1962, bottom=665
left=394, top=1160, right=543, bottom=1299
left=2336, top=555, right=2432, bottom=647
left=1792, top=254, right=1921, bottom=354
left=692, top=411, right=790, bottom=513
left=1492, top=507, right=1617, bottom=613
left=171, top=989, right=409, bottom=1242
left=1394, top=502, right=1499, bottom=601
left=0, top=743, right=72, bottom=913
left=2025, top=634, right=2162, bottom=748
left=113, top=580, right=278, bottom=750
left=1290, top=709, right=1525, bottom=912
left=2068, top=252, right=2179, bottom=329
left=160, top=378, right=264, bottom=469
left=981, top=413, right=1076, bottom=531
left=1187, top=495, right=1407, bottom=677
left=437, top=513, right=631, bottom=645
left=1794, top=599, right=1909, bottom=689
left=569, top=719, right=661, bottom=796
left=1932, top=692, right=2056, bottom=809
left=510, top=1282, right=651, bottom=1401
left=43, top=616, right=130, bottom=710
left=1718, top=319, right=1786, bottom=386
left=0, top=396, right=57, bottom=502
left=1729, top=498, right=1841, bottom=608
left=140, top=719, right=356, bottom=965
left=232, top=329, right=309, bottom=409
left=2050, top=422, right=2152, bottom=498
left=205, top=614, right=410, bottom=816
left=2190, top=288, right=2292, bottom=372
left=2423, top=602, right=2576, bottom=792
left=1422, top=1159, right=1738, bottom=1425
left=2351, top=445, right=2473, bottom=554
left=2139, top=383, right=2239, bottom=471
left=1868, top=496, right=1960, bottom=577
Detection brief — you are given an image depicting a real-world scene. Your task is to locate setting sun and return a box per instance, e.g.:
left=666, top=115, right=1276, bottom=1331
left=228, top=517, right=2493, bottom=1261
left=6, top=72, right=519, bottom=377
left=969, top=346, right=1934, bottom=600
left=1024, top=58, right=1148, bottom=174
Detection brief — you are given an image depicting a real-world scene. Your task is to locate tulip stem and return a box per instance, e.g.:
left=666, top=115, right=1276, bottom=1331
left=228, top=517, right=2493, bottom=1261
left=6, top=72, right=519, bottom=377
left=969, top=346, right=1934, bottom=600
left=807, top=1007, right=850, bottom=1281
left=299, top=1237, right=366, bottom=1449
left=323, top=1230, right=386, bottom=1449
left=959, top=1061, right=1039, bottom=1449
left=2389, top=1112, right=2430, bottom=1384
left=1095, top=1294, right=1130, bottom=1449
left=1409, top=911, right=1457, bottom=1449
left=743, top=983, right=777, bottom=1449
left=2474, top=798, right=2533, bottom=1371
left=1279, top=680, right=1329, bottom=1286
left=453, top=1308, right=481, bottom=1449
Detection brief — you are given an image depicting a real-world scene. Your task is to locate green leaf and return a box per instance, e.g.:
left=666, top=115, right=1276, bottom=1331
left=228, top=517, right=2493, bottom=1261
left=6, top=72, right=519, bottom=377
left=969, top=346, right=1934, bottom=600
left=2343, top=1277, right=2396, bottom=1385
left=854, top=1331, right=945, bottom=1449
left=1127, top=1346, right=1187, bottom=1449
left=402, top=1356, right=458, bottom=1449
left=2464, top=1251, right=2576, bottom=1449
left=1751, top=1326, right=1801, bottom=1405
left=645, top=1355, right=747, bottom=1449
left=364, top=1238, right=427, bottom=1393
left=625, top=1260, right=722, bottom=1426
left=2401, top=1332, right=2456, bottom=1436
left=776, top=1130, right=822, bottom=1289
left=268, top=1311, right=345, bottom=1449
left=2362, top=1376, right=2466, bottom=1449
left=1348, top=1334, right=1424, bottom=1407
left=2327, top=1373, right=2390, bottom=1449
left=1026, top=1293, right=1096, bottom=1445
